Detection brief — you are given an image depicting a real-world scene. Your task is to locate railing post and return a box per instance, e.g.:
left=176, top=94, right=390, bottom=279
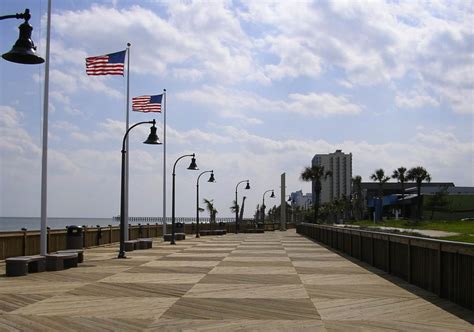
left=371, top=232, right=374, bottom=266
left=437, top=242, right=442, bottom=296
left=47, top=227, right=51, bottom=253
left=109, top=225, right=113, bottom=244
left=407, top=238, right=412, bottom=283
left=21, top=228, right=28, bottom=256
left=387, top=235, right=391, bottom=273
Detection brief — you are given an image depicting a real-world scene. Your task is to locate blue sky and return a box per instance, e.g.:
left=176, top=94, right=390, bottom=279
left=1, top=0, right=473, bottom=218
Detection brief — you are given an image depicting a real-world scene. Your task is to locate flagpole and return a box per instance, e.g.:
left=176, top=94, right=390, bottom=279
left=124, top=42, right=131, bottom=241
left=162, top=89, right=167, bottom=235
left=40, top=0, right=52, bottom=256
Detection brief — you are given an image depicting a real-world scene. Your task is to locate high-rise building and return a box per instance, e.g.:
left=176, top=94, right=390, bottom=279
left=311, top=149, right=352, bottom=204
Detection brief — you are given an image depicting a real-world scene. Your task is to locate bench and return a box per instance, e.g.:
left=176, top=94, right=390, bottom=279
left=45, top=253, right=78, bottom=271
left=137, top=238, right=153, bottom=249
left=199, top=230, right=226, bottom=236
left=163, top=233, right=185, bottom=241
left=124, top=240, right=138, bottom=252
left=57, top=249, right=84, bottom=263
left=6, top=255, right=46, bottom=277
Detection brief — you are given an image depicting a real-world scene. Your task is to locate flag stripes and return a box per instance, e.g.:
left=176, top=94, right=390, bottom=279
left=132, top=94, right=162, bottom=112
left=86, top=50, right=126, bottom=76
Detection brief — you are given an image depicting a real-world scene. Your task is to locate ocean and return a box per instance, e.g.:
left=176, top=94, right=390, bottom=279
left=0, top=217, right=119, bottom=232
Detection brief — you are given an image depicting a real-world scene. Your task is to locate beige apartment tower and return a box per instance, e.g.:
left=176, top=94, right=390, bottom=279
left=311, top=150, right=352, bottom=204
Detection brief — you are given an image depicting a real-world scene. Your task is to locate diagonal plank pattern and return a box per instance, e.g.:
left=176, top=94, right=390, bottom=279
left=0, top=229, right=472, bottom=331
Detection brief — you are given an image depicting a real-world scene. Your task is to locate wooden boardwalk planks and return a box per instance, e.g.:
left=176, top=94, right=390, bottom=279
left=0, top=229, right=472, bottom=331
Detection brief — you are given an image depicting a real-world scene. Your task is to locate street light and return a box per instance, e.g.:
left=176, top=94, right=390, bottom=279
left=196, top=170, right=215, bottom=238
left=171, top=153, right=198, bottom=245
left=235, top=180, right=250, bottom=233
left=118, top=120, right=161, bottom=258
left=2, top=5, right=49, bottom=256
left=1, top=8, right=44, bottom=64
left=261, top=189, right=275, bottom=226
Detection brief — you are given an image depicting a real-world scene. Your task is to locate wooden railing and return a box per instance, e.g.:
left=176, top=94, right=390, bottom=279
left=0, top=219, right=295, bottom=261
left=296, top=223, right=474, bottom=311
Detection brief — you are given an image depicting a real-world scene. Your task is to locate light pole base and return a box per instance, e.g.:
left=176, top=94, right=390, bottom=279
left=170, top=240, right=176, bottom=245
left=117, top=252, right=127, bottom=259
left=196, top=234, right=200, bottom=238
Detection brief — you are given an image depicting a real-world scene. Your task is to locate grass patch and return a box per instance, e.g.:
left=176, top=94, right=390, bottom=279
left=350, top=219, right=474, bottom=244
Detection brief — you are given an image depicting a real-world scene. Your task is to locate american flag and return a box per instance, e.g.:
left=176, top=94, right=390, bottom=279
left=132, top=94, right=163, bottom=112
left=86, top=50, right=126, bottom=76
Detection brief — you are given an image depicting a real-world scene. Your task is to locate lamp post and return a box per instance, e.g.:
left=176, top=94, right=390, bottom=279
left=2, top=5, right=48, bottom=255
left=262, top=189, right=275, bottom=226
left=235, top=180, right=250, bottom=233
left=1, top=8, right=45, bottom=64
left=171, top=153, right=198, bottom=245
left=196, top=170, right=215, bottom=238
left=118, top=120, right=161, bottom=258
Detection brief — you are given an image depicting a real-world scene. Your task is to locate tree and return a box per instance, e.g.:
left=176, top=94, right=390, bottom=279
left=370, top=169, right=390, bottom=198
left=230, top=200, right=239, bottom=215
left=203, top=198, right=218, bottom=224
left=392, top=167, right=407, bottom=218
left=352, top=175, right=363, bottom=220
left=407, top=166, right=431, bottom=222
left=300, top=165, right=332, bottom=223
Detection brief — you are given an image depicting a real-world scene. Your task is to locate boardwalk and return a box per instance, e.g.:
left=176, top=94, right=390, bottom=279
left=0, top=229, right=472, bottom=331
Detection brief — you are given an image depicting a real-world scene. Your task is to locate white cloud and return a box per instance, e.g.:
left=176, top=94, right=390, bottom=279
left=288, top=92, right=363, bottom=116
left=395, top=89, right=440, bottom=109
left=50, top=3, right=265, bottom=84
left=177, top=86, right=364, bottom=117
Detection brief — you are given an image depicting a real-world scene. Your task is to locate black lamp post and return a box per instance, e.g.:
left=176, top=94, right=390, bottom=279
left=235, top=180, right=250, bottom=233
left=171, top=153, right=198, bottom=245
left=1, top=8, right=44, bottom=64
left=196, top=170, right=215, bottom=238
left=262, top=189, right=275, bottom=225
left=118, top=120, right=161, bottom=258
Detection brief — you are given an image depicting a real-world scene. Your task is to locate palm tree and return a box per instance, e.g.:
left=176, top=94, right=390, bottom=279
left=230, top=200, right=238, bottom=215
left=406, top=166, right=431, bottom=222
left=392, top=167, right=407, bottom=218
left=352, top=175, right=363, bottom=220
left=300, top=165, right=332, bottom=223
left=370, top=169, right=390, bottom=198
left=203, top=198, right=218, bottom=225
left=370, top=169, right=390, bottom=222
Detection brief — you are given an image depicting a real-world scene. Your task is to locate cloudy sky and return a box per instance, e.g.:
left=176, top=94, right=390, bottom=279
left=1, top=0, right=472, bottom=219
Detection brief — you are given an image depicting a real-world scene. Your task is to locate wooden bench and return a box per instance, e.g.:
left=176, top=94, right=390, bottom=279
left=6, top=255, right=46, bottom=277
left=137, top=238, right=153, bottom=249
left=199, top=230, right=227, bottom=236
left=163, top=233, right=185, bottom=241
left=45, top=253, right=78, bottom=271
left=57, top=249, right=84, bottom=263
left=124, top=240, right=138, bottom=251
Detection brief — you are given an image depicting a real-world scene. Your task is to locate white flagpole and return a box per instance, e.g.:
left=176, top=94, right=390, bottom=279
left=40, top=0, right=52, bottom=256
left=124, top=43, right=131, bottom=241
left=162, top=89, right=167, bottom=235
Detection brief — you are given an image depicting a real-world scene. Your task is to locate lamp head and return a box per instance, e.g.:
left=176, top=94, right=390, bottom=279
left=208, top=171, right=215, bottom=183
left=143, top=122, right=162, bottom=145
left=245, top=181, right=250, bottom=190
left=270, top=190, right=275, bottom=198
left=2, top=15, right=44, bottom=65
left=188, top=154, right=198, bottom=170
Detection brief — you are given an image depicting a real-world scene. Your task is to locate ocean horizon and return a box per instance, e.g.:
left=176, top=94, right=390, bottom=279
left=0, top=216, right=231, bottom=232
left=0, top=217, right=120, bottom=232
